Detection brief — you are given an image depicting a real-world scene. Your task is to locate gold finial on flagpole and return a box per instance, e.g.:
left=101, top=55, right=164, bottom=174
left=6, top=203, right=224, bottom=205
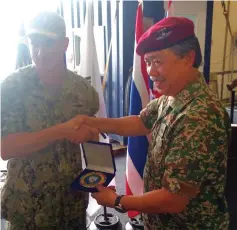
left=138, top=0, right=143, bottom=10
left=138, top=0, right=143, bottom=5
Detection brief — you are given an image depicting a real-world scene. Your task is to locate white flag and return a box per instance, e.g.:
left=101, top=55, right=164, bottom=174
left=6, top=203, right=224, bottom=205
left=78, top=0, right=109, bottom=143
left=78, top=0, right=115, bottom=216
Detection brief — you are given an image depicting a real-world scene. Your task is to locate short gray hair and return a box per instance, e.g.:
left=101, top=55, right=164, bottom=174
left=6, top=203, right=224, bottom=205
left=169, top=36, right=202, bottom=68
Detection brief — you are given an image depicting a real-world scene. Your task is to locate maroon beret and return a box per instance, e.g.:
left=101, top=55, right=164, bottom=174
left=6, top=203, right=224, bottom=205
left=136, top=17, right=196, bottom=56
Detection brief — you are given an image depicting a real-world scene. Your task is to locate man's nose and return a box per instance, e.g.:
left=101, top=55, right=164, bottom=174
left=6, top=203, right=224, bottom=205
left=147, top=64, right=158, bottom=79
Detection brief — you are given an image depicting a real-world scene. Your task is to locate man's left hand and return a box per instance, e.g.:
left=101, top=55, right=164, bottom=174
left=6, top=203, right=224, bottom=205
left=92, top=185, right=118, bottom=208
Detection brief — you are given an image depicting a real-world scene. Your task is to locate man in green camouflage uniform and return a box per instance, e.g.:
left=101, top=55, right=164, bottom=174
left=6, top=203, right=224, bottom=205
left=1, top=12, right=99, bottom=230
left=138, top=72, right=230, bottom=229
left=74, top=17, right=231, bottom=229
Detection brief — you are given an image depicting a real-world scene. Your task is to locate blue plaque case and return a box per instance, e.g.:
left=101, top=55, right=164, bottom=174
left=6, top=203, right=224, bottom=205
left=71, top=141, right=116, bottom=193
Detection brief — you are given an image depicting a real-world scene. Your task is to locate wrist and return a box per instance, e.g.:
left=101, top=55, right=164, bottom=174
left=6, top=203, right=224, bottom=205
left=114, top=195, right=127, bottom=213
left=53, top=123, right=67, bottom=140
left=83, top=115, right=91, bottom=126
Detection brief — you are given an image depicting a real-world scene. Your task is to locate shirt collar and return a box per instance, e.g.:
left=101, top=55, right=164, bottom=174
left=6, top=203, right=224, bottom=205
left=168, top=73, right=206, bottom=112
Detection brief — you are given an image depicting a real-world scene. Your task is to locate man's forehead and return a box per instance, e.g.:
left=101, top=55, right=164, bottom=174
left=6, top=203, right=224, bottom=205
left=28, top=34, right=53, bottom=42
left=144, top=50, right=170, bottom=60
left=28, top=34, right=66, bottom=47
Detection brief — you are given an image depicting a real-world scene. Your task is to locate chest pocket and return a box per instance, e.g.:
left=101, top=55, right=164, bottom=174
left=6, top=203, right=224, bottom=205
left=24, top=96, right=52, bottom=131
left=145, top=122, right=169, bottom=190
left=24, top=92, right=91, bottom=132
left=59, top=91, right=92, bottom=119
left=150, top=122, right=169, bottom=166
left=151, top=122, right=167, bottom=146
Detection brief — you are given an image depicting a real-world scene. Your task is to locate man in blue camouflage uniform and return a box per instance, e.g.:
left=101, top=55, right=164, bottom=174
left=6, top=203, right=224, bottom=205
left=1, top=12, right=99, bottom=230
left=73, top=17, right=231, bottom=229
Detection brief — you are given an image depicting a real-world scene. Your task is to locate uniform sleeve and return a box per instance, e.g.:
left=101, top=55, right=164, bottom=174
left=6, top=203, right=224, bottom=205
left=1, top=78, right=25, bottom=138
left=162, top=114, right=228, bottom=198
left=139, top=98, right=161, bottom=130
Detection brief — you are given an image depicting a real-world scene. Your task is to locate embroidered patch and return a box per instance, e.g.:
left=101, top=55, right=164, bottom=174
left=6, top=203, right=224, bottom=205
left=156, top=27, right=172, bottom=40
left=80, top=172, right=106, bottom=188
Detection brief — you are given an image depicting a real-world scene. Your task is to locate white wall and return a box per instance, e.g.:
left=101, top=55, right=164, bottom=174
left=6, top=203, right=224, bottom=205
left=164, top=1, right=237, bottom=100
left=164, top=1, right=207, bottom=73
left=211, top=1, right=237, bottom=99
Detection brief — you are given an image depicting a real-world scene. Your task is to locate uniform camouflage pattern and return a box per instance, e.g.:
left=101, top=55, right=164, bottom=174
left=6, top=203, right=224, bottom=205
left=1, top=65, right=99, bottom=230
left=140, top=74, right=230, bottom=230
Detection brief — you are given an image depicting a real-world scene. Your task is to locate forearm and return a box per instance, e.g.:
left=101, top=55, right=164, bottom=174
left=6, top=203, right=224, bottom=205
left=120, top=188, right=188, bottom=214
left=1, top=124, right=64, bottom=160
left=84, top=115, right=149, bottom=137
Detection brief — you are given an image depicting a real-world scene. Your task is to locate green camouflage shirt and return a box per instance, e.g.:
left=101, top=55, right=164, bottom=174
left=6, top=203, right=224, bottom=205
left=140, top=74, right=230, bottom=230
left=1, top=65, right=99, bottom=230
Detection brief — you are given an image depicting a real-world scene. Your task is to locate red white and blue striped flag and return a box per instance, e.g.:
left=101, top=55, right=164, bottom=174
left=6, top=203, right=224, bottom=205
left=125, top=0, right=150, bottom=218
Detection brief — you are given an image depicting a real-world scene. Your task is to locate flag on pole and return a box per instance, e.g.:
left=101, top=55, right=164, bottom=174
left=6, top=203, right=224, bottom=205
left=125, top=0, right=150, bottom=218
left=78, top=0, right=109, bottom=143
left=166, top=0, right=174, bottom=17
left=78, top=0, right=114, bottom=216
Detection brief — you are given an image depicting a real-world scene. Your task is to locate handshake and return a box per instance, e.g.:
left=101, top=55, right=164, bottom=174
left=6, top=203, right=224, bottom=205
left=58, top=115, right=99, bottom=143
left=57, top=113, right=145, bottom=144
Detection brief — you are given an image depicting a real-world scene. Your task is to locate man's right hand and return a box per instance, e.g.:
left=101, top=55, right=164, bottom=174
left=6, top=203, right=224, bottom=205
left=67, top=124, right=99, bottom=143
left=65, top=115, right=88, bottom=130
left=60, top=117, right=99, bottom=143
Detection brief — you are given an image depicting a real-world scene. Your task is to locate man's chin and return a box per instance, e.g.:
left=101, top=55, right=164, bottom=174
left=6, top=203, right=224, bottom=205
left=35, top=63, right=52, bottom=70
left=34, top=62, right=43, bottom=68
left=157, top=88, right=172, bottom=97
left=156, top=87, right=165, bottom=94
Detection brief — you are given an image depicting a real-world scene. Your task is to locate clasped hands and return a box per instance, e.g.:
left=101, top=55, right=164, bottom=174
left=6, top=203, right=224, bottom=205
left=59, top=115, right=98, bottom=143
